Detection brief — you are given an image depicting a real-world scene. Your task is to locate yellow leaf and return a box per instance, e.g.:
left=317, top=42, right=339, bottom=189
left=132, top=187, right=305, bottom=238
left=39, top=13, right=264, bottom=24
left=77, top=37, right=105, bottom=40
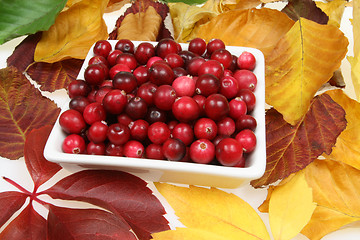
left=152, top=227, right=228, bottom=240
left=302, top=159, right=360, bottom=240
left=269, top=171, right=316, bottom=240
left=265, top=18, right=348, bottom=125
left=34, top=0, right=109, bottom=63
left=154, top=183, right=270, bottom=240
left=315, top=0, right=348, bottom=28
left=323, top=89, right=360, bottom=170
left=195, top=8, right=295, bottom=58
left=169, top=2, right=217, bottom=43
left=201, top=0, right=261, bottom=14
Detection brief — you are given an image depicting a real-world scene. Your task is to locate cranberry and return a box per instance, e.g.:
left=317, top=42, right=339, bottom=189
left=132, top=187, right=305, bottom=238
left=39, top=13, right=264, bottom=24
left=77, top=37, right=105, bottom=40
left=156, top=38, right=179, bottom=58
left=146, top=144, right=165, bottom=160
left=145, top=106, right=167, bottom=124
left=95, top=86, right=112, bottom=103
left=192, top=95, right=206, bottom=116
left=195, top=73, right=220, bottom=97
left=102, top=89, right=127, bottom=115
left=162, top=138, right=186, bottom=161
left=129, top=119, right=149, bottom=141
left=172, top=123, right=194, bottom=146
left=234, top=155, right=246, bottom=167
left=135, top=42, right=155, bottom=65
left=62, top=134, right=86, bottom=154
left=188, top=38, right=207, bottom=56
left=189, top=139, right=215, bottom=164
left=228, top=55, right=238, bottom=72
left=206, top=39, right=225, bottom=55
left=59, top=109, right=87, bottom=134
left=117, top=113, right=133, bottom=126
left=84, top=64, right=107, bottom=86
left=149, top=62, right=174, bottom=86
left=87, top=142, right=106, bottom=155
left=148, top=122, right=170, bottom=144
left=88, top=55, right=109, bottom=67
left=93, top=40, right=112, bottom=58
left=235, top=114, right=257, bottom=132
left=105, top=143, right=123, bottom=156
left=194, top=118, right=217, bottom=140
left=69, top=96, right=90, bottom=113
left=237, top=89, right=256, bottom=112
left=87, top=121, right=108, bottom=143
left=123, top=140, right=144, bottom=158
left=87, top=89, right=97, bottom=103
left=172, top=76, right=195, bottom=97
left=237, top=51, right=256, bottom=71
left=198, top=60, right=224, bottom=79
left=116, top=53, right=138, bottom=70
left=83, top=102, right=106, bottom=125
left=173, top=67, right=188, bottom=78
left=229, top=97, right=247, bottom=119
left=153, top=85, right=177, bottom=111
left=107, top=49, right=123, bottom=66
left=115, top=39, right=135, bottom=53
left=100, top=80, right=113, bottom=88
left=125, top=96, right=148, bottom=120
left=212, top=135, right=228, bottom=147
left=186, top=56, right=206, bottom=76
left=172, top=96, right=200, bottom=123
left=217, top=117, right=235, bottom=136
left=178, top=50, right=197, bottom=66
left=220, top=76, right=239, bottom=99
left=133, top=65, right=150, bottom=85
left=107, top=123, right=130, bottom=145
left=235, top=129, right=257, bottom=153
left=180, top=147, right=191, bottom=162
left=146, top=56, right=163, bottom=67
left=211, top=48, right=232, bottom=69
left=137, top=82, right=157, bottom=105
left=167, top=120, right=179, bottom=132
left=233, top=69, right=257, bottom=91
left=113, top=71, right=137, bottom=93
left=204, top=94, right=230, bottom=121
left=109, top=64, right=131, bottom=79
left=215, top=138, right=243, bottom=166
left=164, top=53, right=184, bottom=68
left=67, top=80, right=91, bottom=99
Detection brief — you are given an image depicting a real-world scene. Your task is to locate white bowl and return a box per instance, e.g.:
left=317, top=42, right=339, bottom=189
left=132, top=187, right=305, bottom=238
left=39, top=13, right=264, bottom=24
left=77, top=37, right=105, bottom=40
left=44, top=40, right=266, bottom=189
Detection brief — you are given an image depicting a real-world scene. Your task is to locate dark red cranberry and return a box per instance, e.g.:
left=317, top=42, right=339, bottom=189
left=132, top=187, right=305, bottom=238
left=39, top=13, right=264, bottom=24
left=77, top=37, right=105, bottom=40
left=148, top=62, right=174, bottom=86
left=237, top=89, right=256, bottom=112
left=125, top=96, right=148, bottom=120
left=162, top=138, right=186, bottom=161
left=84, top=64, right=107, bottom=86
left=107, top=123, right=130, bottom=145
left=186, top=56, right=206, bottom=76
left=109, top=64, right=131, bottom=79
left=195, top=73, right=220, bottom=97
left=87, top=142, right=106, bottom=155
left=178, top=50, right=197, bottom=66
left=188, top=38, right=207, bottom=56
left=112, top=71, right=137, bottom=93
left=206, top=38, right=225, bottom=55
left=228, top=55, right=238, bottom=72
left=194, top=118, right=217, bottom=140
left=87, top=89, right=97, bottom=103
left=107, top=49, right=123, bottom=66
left=117, top=113, right=133, bottom=126
left=135, top=42, right=155, bottom=65
left=172, top=96, right=200, bottom=123
left=116, top=53, right=137, bottom=70
left=62, top=134, right=86, bottom=154
left=173, top=67, right=188, bottom=78
left=99, top=80, right=113, bottom=88
left=153, top=85, right=177, bottom=111
left=233, top=69, right=257, bottom=91
left=212, top=135, right=228, bottom=146
left=172, top=123, right=194, bottom=146
left=211, top=48, right=232, bottom=69
left=93, top=40, right=112, bottom=58
left=59, top=109, right=87, bottom=134
left=69, top=96, right=90, bottom=113
left=83, top=102, right=107, bottom=125
left=146, top=144, right=165, bottom=160
left=67, top=80, right=92, bottom=99
left=123, top=140, right=144, bottom=158
left=235, top=129, right=257, bottom=153
left=87, top=121, right=108, bottom=143
left=115, top=39, right=135, bottom=53
left=88, top=55, right=109, bottom=67
left=237, top=51, right=256, bottom=71
left=156, top=38, right=179, bottom=58
left=95, top=86, right=112, bottom=103
left=148, top=122, right=171, bottom=144
left=145, top=106, right=167, bottom=124
left=164, top=53, right=184, bottom=68
left=217, top=117, right=235, bottom=136
left=198, top=60, right=224, bottom=79
left=204, top=94, right=229, bottom=121
left=102, top=89, right=127, bottom=115
left=105, top=143, right=123, bottom=156
left=133, top=65, right=150, bottom=85
left=216, top=138, right=243, bottom=166
left=130, top=119, right=149, bottom=141
left=189, top=139, right=215, bottom=164
left=235, top=114, right=257, bottom=132
left=137, top=82, right=157, bottom=106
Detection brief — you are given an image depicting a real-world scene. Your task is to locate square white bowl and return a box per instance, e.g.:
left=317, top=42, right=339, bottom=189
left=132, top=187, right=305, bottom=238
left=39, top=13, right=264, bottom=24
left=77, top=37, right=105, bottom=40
left=44, top=40, right=266, bottom=189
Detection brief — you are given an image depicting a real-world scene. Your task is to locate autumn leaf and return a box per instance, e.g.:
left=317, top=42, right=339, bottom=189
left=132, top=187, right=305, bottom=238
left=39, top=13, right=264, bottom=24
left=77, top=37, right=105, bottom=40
left=269, top=171, right=316, bottom=240
left=153, top=183, right=270, bottom=240
left=251, top=93, right=347, bottom=188
left=195, top=8, right=295, bottom=58
left=0, top=67, right=60, bottom=160
left=34, top=0, right=109, bottom=63
left=0, top=192, right=28, bottom=227
left=301, top=159, right=360, bottom=239
left=282, top=0, right=329, bottom=24
left=200, top=0, right=261, bottom=14
left=0, top=0, right=67, bottom=44
left=265, top=17, right=348, bottom=125
left=315, top=0, right=348, bottom=27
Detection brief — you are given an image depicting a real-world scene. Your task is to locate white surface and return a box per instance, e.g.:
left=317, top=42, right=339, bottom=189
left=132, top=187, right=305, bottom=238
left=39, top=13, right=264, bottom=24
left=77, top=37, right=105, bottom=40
left=0, top=4, right=359, bottom=240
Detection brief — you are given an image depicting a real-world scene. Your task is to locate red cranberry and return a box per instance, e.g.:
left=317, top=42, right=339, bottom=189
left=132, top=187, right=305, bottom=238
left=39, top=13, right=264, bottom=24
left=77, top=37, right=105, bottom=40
left=107, top=49, right=123, bottom=66
left=115, top=39, right=134, bottom=53
left=88, top=55, right=109, bottom=68
left=186, top=56, right=206, bottom=76
left=145, top=106, right=167, bottom=124
left=100, top=80, right=113, bottom=88
left=212, top=135, right=228, bottom=146
left=229, top=97, right=247, bottom=119
left=67, top=80, right=91, bottom=99
left=237, top=51, right=256, bottom=71
left=83, top=102, right=106, bottom=125
left=233, top=155, right=246, bottom=167
left=173, top=67, right=188, bottom=78
left=107, top=123, right=130, bottom=145
left=233, top=69, right=257, bottom=91
left=117, top=113, right=133, bottom=126
left=105, top=143, right=123, bottom=156
left=195, top=73, right=220, bottom=97
left=62, top=134, right=86, bottom=154
left=109, top=64, right=131, bottom=79
left=156, top=38, right=179, bottom=58
left=125, top=97, right=148, bottom=120
left=193, top=95, right=206, bottom=116
left=130, top=119, right=149, bottom=141
left=167, top=120, right=179, bottom=133
left=84, top=64, right=107, bottom=86
left=237, top=89, right=256, bottom=112
left=113, top=71, right=137, bottom=93
left=164, top=53, right=184, bottom=68
left=216, top=138, right=243, bottom=166
left=198, top=60, right=224, bottom=79
left=204, top=94, right=230, bottom=121
left=146, top=143, right=165, bottom=160
left=220, top=76, right=239, bottom=99
left=93, top=40, right=112, bottom=58
left=133, top=65, right=149, bottom=85
left=211, top=48, right=232, bottom=69
left=135, top=42, right=155, bottom=65
left=123, top=140, right=144, bottom=158
left=235, top=129, right=257, bottom=153
left=146, top=56, right=163, bottom=67
left=87, top=121, right=108, bottom=143
left=87, top=142, right=106, bottom=155
left=217, top=117, right=235, bottom=136
left=102, top=89, right=127, bottom=115
left=59, top=109, right=87, bottom=134
left=95, top=86, right=112, bottom=103
left=148, top=122, right=170, bottom=144
left=137, top=82, right=157, bottom=105
left=206, top=38, right=225, bottom=55
left=69, top=96, right=90, bottom=113
left=172, top=96, right=200, bottom=123
left=194, top=118, right=217, bottom=140
left=235, top=114, right=257, bottom=132
left=153, top=85, right=177, bottom=111
left=172, top=76, right=195, bottom=97
left=189, top=139, right=215, bottom=164
left=172, top=123, right=194, bottom=146
left=87, top=89, right=97, bottom=103
left=116, top=53, right=137, bottom=70
left=149, top=62, right=174, bottom=86
left=188, top=38, right=207, bottom=56
left=162, top=138, right=186, bottom=161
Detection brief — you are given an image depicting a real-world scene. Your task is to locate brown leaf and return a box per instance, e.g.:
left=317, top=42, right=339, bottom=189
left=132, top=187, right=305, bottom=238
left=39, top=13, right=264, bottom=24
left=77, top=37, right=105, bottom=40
left=0, top=67, right=60, bottom=160
left=26, top=59, right=84, bottom=92
left=250, top=93, right=347, bottom=188
left=282, top=0, right=329, bottom=24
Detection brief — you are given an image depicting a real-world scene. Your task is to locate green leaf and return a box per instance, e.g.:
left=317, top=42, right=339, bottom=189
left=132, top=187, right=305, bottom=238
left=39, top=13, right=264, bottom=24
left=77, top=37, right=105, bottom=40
left=0, top=0, right=67, bottom=44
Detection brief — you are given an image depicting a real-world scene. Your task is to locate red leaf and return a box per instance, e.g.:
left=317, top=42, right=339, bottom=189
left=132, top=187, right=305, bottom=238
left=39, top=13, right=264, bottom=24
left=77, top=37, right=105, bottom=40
left=0, top=191, right=28, bottom=228
left=0, top=204, right=46, bottom=240
left=47, top=205, right=137, bottom=240
left=43, top=170, right=170, bottom=240
left=6, top=32, right=41, bottom=72
left=251, top=94, right=347, bottom=188
left=0, top=67, right=60, bottom=160
left=24, top=125, right=62, bottom=189
left=26, top=59, right=84, bottom=92
left=282, top=0, right=329, bottom=24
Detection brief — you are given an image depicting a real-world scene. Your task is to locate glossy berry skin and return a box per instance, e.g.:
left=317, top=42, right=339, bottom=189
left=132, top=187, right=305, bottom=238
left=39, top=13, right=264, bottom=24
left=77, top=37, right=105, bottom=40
left=102, top=89, right=127, bottom=115
left=172, top=123, right=194, bottom=146
left=194, top=118, right=218, bottom=140
left=135, top=42, right=155, bottom=65
left=173, top=67, right=188, bottom=79
left=125, top=97, right=148, bottom=120
left=164, top=53, right=184, bottom=69
left=229, top=97, right=247, bottom=120
left=172, top=96, right=200, bottom=123
left=59, top=109, right=87, bottom=134
left=193, top=95, right=206, bottom=116
left=220, top=76, right=239, bottom=99
left=93, top=40, right=112, bottom=58
left=68, top=80, right=91, bottom=99
left=206, top=38, right=225, bottom=55
left=107, top=49, right=123, bottom=66
left=215, top=138, right=244, bottom=166
left=148, top=122, right=170, bottom=145
left=237, top=89, right=256, bottom=112
left=86, top=142, right=106, bottom=155
left=115, top=39, right=135, bottom=53
left=87, top=121, right=108, bottom=143
left=145, top=107, right=167, bottom=124
left=109, top=64, right=131, bottom=79
left=204, top=94, right=230, bottom=121
left=198, top=60, right=224, bottom=79
left=146, top=144, right=165, bottom=160
left=113, top=71, right=138, bottom=93
left=217, top=117, right=235, bottom=136
left=107, top=123, right=130, bottom=145
left=195, top=74, right=220, bottom=97
left=211, top=48, right=232, bottom=69
left=123, top=140, right=144, bottom=158
left=237, top=51, right=256, bottom=71
left=84, top=64, right=107, bottom=86
left=153, top=85, right=177, bottom=111
left=133, top=65, right=150, bottom=85
left=188, top=38, right=207, bottom=56
left=162, top=138, right=186, bottom=161
left=69, top=96, right=90, bottom=113
left=95, top=86, right=112, bottom=103
left=117, top=113, right=133, bottom=126
left=116, top=53, right=138, bottom=70
left=235, top=129, right=257, bottom=153
left=235, top=114, right=257, bottom=132
left=233, top=69, right=257, bottom=92
left=186, top=56, right=206, bottom=76
left=172, top=76, right=195, bottom=97
left=62, top=134, right=86, bottom=154
left=156, top=38, right=179, bottom=59
left=136, top=82, right=157, bottom=106
left=130, top=119, right=149, bottom=141
left=189, top=139, right=215, bottom=164
left=149, top=62, right=175, bottom=86
left=89, top=55, right=109, bottom=67
left=105, top=143, right=124, bottom=156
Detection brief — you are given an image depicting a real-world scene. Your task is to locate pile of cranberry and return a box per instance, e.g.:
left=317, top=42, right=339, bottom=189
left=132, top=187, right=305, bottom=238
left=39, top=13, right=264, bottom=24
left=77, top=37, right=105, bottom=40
left=59, top=38, right=258, bottom=167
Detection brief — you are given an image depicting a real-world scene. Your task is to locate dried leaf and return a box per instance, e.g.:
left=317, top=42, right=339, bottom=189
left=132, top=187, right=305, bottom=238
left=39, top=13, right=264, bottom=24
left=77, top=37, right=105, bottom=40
left=153, top=183, right=270, bottom=240
left=251, top=94, right=347, bottom=188
left=0, top=67, right=60, bottom=160
left=43, top=170, right=170, bottom=240
left=265, top=17, right=348, bottom=125
left=328, top=69, right=346, bottom=88
left=0, top=192, right=28, bottom=228
left=200, top=0, right=261, bottom=14
left=26, top=59, right=84, bottom=92
left=302, top=159, right=360, bottom=239
left=315, top=0, right=348, bottom=27
left=282, top=0, right=329, bottom=24
left=323, top=89, right=360, bottom=170
left=269, top=171, right=316, bottom=240
left=34, top=0, right=109, bottom=63
left=195, top=8, right=295, bottom=58
left=105, top=0, right=131, bottom=13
